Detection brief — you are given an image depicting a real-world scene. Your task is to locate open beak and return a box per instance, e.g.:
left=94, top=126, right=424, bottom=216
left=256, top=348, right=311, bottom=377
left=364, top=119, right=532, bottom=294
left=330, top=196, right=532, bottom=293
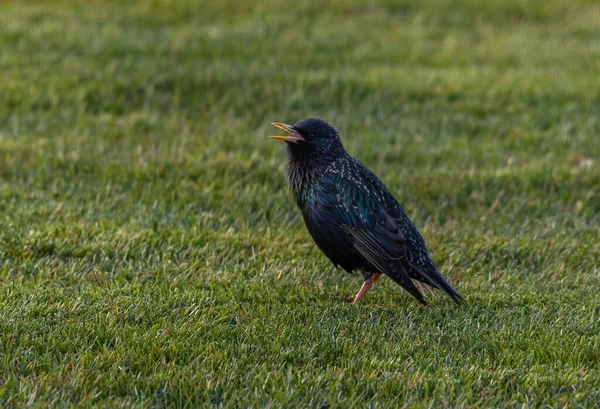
left=269, top=122, right=305, bottom=143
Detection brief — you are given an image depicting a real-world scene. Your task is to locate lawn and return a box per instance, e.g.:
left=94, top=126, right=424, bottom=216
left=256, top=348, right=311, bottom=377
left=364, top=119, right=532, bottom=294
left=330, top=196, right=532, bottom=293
left=1, top=0, right=599, bottom=407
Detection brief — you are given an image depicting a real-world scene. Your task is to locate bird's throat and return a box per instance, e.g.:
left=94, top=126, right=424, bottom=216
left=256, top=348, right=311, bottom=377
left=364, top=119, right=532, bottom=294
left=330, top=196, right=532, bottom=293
left=285, top=148, right=328, bottom=203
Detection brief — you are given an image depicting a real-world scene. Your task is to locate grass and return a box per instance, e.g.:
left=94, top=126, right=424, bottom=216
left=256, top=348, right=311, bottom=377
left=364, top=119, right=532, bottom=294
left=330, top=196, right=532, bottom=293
left=1, top=0, right=599, bottom=407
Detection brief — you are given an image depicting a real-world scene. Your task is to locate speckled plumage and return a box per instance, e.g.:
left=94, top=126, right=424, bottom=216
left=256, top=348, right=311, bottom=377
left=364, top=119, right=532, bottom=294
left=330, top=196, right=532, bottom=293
left=275, top=118, right=463, bottom=305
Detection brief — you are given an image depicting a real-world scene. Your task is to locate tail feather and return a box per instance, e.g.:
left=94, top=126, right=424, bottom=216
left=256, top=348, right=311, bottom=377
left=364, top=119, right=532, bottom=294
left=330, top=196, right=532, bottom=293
left=414, top=281, right=437, bottom=298
left=352, top=238, right=428, bottom=305
left=408, top=262, right=464, bottom=304
left=386, top=269, right=428, bottom=306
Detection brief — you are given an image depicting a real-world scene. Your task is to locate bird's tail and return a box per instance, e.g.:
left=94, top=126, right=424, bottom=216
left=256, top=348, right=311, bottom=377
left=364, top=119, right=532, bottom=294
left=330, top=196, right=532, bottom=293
left=410, top=262, right=464, bottom=304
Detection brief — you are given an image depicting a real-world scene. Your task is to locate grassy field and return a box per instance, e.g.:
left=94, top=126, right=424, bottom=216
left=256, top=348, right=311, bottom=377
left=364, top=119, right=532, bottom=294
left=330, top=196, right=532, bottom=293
left=1, top=0, right=599, bottom=407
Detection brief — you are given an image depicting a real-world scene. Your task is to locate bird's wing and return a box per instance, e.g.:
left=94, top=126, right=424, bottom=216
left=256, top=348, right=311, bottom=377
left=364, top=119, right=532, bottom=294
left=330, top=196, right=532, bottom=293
left=311, top=176, right=427, bottom=304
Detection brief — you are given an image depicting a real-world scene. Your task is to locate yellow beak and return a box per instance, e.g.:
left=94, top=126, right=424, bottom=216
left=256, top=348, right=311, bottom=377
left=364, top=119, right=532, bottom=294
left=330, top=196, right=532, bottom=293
left=269, top=122, right=305, bottom=143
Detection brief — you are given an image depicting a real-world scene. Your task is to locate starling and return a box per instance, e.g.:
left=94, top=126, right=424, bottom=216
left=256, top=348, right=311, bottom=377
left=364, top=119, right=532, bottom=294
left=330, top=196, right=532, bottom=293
left=269, top=118, right=463, bottom=305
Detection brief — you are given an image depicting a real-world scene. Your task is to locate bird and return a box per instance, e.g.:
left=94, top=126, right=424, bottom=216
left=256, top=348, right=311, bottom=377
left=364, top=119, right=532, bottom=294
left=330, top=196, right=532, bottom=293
left=269, top=118, right=463, bottom=305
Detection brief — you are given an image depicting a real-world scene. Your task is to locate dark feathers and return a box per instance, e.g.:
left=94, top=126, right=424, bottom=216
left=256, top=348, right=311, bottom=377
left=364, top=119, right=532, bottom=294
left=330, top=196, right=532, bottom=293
left=280, top=118, right=463, bottom=305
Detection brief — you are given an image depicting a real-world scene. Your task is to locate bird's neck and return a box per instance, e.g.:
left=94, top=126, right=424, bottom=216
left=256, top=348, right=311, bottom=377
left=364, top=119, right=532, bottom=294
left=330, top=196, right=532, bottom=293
left=285, top=147, right=339, bottom=205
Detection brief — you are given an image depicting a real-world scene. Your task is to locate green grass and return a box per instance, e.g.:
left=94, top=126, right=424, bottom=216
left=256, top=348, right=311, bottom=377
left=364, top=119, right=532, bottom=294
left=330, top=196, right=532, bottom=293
left=1, top=0, right=599, bottom=407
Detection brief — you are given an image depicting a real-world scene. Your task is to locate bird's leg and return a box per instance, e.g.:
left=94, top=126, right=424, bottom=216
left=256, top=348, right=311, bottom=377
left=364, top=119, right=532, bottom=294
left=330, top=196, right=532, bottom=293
left=352, top=273, right=381, bottom=304
left=352, top=281, right=372, bottom=304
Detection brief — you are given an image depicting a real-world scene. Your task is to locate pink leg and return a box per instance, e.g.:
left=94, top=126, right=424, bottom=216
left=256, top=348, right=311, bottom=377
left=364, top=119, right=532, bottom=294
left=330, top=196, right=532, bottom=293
left=352, top=274, right=381, bottom=304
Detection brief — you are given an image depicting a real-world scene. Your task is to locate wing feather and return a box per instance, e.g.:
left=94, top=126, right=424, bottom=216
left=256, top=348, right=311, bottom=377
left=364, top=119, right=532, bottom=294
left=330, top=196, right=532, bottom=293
left=311, top=177, right=426, bottom=304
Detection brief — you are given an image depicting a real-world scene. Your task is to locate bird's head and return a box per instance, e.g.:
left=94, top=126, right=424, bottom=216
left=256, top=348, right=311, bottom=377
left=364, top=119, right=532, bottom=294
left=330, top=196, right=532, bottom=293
left=269, top=118, right=343, bottom=158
